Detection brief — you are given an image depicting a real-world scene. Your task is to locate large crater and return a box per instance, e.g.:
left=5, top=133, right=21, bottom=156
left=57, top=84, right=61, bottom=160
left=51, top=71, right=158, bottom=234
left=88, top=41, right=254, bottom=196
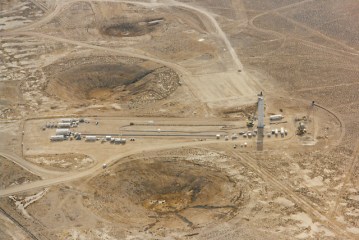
left=100, top=18, right=165, bottom=37
left=45, top=59, right=179, bottom=103
left=84, top=157, right=245, bottom=230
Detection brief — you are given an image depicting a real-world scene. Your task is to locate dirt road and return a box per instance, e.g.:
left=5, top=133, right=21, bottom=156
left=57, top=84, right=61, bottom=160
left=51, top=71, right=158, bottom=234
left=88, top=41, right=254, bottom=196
left=0, top=140, right=220, bottom=197
left=0, top=152, right=65, bottom=179
left=1, top=0, right=261, bottom=105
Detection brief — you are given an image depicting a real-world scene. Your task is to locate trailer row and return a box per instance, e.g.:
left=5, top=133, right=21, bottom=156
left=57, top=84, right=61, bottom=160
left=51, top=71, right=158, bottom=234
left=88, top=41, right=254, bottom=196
left=45, top=122, right=78, bottom=129
left=50, top=134, right=127, bottom=144
left=220, top=127, right=288, bottom=140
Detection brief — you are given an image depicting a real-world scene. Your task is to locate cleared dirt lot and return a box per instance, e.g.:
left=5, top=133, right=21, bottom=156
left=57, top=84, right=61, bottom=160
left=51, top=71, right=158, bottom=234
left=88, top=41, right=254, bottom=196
left=0, top=0, right=358, bottom=239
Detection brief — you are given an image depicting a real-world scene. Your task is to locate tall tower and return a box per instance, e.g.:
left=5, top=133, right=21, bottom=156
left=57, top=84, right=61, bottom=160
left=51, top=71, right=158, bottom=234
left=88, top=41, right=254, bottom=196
left=257, top=95, right=264, bottom=151
left=257, top=96, right=265, bottom=128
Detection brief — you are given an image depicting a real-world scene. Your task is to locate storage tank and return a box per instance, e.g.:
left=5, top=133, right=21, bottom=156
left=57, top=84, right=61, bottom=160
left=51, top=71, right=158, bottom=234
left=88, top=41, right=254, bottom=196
left=269, top=115, right=283, bottom=121
left=85, top=136, right=97, bottom=141
left=56, top=128, right=70, bottom=136
left=50, top=135, right=65, bottom=141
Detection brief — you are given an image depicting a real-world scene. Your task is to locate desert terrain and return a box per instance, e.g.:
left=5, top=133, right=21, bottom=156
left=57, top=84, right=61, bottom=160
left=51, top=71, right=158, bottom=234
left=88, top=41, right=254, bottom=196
left=0, top=0, right=358, bottom=239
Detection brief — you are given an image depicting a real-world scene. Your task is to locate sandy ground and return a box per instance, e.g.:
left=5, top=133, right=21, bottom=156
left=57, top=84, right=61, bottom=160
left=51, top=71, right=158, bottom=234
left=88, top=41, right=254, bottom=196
left=0, top=0, right=358, bottom=239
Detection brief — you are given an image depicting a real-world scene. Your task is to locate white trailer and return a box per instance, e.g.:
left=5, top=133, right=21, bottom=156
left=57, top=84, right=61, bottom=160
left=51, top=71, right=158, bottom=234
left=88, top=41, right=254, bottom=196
left=114, top=138, right=126, bottom=144
left=105, top=136, right=112, bottom=141
left=60, top=118, right=74, bottom=123
left=85, top=136, right=97, bottom=141
left=56, top=128, right=70, bottom=136
left=274, top=129, right=278, bottom=136
left=280, top=127, right=285, bottom=136
left=50, top=135, right=65, bottom=141
left=147, top=19, right=164, bottom=26
left=270, top=114, right=283, bottom=121
left=58, top=122, right=71, bottom=128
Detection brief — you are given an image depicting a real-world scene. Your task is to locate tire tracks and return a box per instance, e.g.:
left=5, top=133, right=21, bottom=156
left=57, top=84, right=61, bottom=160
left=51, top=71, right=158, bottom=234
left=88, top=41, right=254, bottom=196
left=247, top=0, right=359, bottom=57
left=0, top=207, right=39, bottom=240
left=229, top=150, right=354, bottom=239
left=329, top=141, right=359, bottom=219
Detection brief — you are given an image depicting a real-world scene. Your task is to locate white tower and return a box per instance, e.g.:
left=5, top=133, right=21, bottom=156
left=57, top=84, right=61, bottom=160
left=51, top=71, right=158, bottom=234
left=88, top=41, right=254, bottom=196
left=257, top=96, right=264, bottom=128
